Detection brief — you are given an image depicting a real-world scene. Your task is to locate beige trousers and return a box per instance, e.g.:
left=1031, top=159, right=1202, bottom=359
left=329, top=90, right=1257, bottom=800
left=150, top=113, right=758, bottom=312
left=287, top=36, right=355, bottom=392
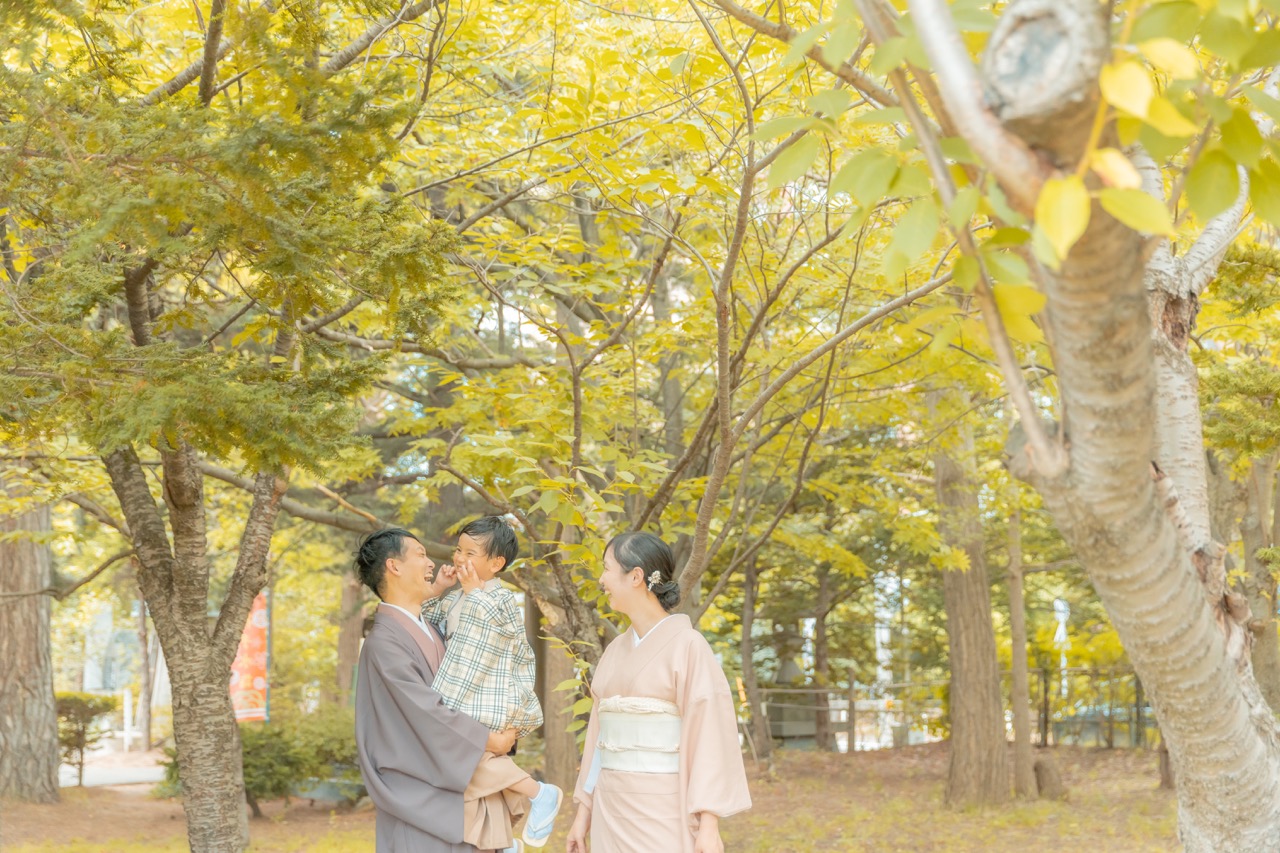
left=463, top=752, right=531, bottom=850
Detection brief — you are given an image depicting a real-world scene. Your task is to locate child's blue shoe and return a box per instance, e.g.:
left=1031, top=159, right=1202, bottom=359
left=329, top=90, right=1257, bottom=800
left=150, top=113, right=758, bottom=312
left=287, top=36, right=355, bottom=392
left=521, top=782, right=562, bottom=848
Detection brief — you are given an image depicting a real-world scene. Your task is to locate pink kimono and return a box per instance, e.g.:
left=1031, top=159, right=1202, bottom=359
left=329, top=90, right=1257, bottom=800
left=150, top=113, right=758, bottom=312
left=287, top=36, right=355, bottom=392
left=572, top=614, right=752, bottom=852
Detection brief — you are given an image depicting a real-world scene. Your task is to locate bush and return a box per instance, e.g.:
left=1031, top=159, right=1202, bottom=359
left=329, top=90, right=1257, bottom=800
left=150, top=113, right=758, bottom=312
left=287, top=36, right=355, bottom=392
left=240, top=724, right=309, bottom=818
left=56, top=692, right=119, bottom=787
left=154, top=705, right=364, bottom=815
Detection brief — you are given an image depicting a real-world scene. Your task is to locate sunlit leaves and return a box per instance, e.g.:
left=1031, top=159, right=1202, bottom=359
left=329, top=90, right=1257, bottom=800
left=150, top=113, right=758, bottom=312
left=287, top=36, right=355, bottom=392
left=1186, top=151, right=1241, bottom=221
left=1034, top=176, right=1091, bottom=267
left=1098, top=188, right=1175, bottom=236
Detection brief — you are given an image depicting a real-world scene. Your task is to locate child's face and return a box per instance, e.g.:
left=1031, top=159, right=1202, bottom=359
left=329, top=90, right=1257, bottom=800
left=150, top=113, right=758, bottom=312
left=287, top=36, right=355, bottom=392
left=454, top=532, right=506, bottom=582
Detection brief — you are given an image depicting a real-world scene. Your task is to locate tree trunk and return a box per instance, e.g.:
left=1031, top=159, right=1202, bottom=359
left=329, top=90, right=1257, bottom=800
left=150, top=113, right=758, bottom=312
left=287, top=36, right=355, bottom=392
left=104, top=443, right=286, bottom=853
left=813, top=565, right=833, bottom=752
left=1242, top=457, right=1280, bottom=709
left=336, top=571, right=364, bottom=706
left=542, top=642, right=579, bottom=792
left=136, top=586, right=153, bottom=750
left=740, top=554, right=773, bottom=765
left=924, top=0, right=1280, bottom=844
left=1007, top=503, right=1037, bottom=799
left=934, top=417, right=1010, bottom=808
left=0, top=501, right=60, bottom=803
left=169, top=664, right=251, bottom=848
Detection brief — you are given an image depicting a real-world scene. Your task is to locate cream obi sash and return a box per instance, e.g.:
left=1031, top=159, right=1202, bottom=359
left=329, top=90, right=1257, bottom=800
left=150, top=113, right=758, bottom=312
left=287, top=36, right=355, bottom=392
left=596, top=696, right=681, bottom=774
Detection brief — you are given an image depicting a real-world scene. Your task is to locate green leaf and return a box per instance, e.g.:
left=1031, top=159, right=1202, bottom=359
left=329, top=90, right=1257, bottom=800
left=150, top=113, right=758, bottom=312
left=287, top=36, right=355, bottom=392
left=784, top=22, right=829, bottom=66
left=951, top=0, right=997, bottom=32
left=953, top=254, right=980, bottom=291
left=509, top=484, right=536, bottom=498
left=1198, top=11, right=1254, bottom=66
left=947, top=186, right=981, bottom=229
left=830, top=147, right=898, bottom=206
left=852, top=107, right=906, bottom=125
left=822, top=21, right=863, bottom=66
left=1240, top=28, right=1280, bottom=69
left=1221, top=108, right=1264, bottom=167
left=1248, top=158, right=1280, bottom=225
left=752, top=115, right=814, bottom=141
left=1098, top=188, right=1176, bottom=236
left=808, top=88, right=853, bottom=117
left=1131, top=1, right=1201, bottom=44
left=1245, top=85, right=1280, bottom=125
left=982, top=249, right=1030, bottom=286
left=767, top=134, right=821, bottom=189
left=1185, top=150, right=1240, bottom=221
left=868, top=37, right=909, bottom=76
left=881, top=199, right=939, bottom=281
left=1034, top=175, right=1091, bottom=262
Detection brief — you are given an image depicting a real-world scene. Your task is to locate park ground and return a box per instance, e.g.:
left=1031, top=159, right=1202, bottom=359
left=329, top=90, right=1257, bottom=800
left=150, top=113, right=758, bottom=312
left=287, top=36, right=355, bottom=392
left=1, top=744, right=1177, bottom=852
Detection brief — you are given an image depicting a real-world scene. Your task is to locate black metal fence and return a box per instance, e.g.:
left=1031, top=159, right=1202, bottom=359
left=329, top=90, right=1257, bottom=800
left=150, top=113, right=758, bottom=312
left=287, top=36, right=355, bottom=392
left=753, top=666, right=1158, bottom=752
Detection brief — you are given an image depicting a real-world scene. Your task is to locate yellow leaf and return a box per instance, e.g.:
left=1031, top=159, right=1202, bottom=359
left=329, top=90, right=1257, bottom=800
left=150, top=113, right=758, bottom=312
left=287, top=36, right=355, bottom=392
left=1100, top=62, right=1154, bottom=118
left=1089, top=148, right=1143, bottom=189
left=1098, top=188, right=1176, bottom=236
left=1034, top=175, right=1092, bottom=262
left=1139, top=39, right=1201, bottom=80
left=1146, top=97, right=1199, bottom=137
left=993, top=282, right=1047, bottom=316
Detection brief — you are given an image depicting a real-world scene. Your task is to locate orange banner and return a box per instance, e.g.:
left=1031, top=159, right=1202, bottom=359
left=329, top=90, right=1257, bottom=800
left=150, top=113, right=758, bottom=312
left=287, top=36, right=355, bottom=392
left=230, top=592, right=270, bottom=722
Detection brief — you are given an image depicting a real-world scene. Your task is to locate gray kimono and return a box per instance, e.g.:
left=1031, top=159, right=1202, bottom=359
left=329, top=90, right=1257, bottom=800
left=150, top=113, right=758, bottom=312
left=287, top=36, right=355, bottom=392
left=356, top=604, right=491, bottom=852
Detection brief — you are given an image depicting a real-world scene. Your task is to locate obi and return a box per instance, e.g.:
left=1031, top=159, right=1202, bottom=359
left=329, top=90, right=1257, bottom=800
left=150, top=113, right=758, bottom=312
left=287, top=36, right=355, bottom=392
left=595, top=696, right=681, bottom=774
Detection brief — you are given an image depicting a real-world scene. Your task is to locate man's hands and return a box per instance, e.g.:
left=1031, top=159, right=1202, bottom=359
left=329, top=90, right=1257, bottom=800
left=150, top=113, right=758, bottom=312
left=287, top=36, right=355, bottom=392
left=457, top=559, right=483, bottom=594
left=565, top=805, right=590, bottom=853
left=485, top=728, right=517, bottom=755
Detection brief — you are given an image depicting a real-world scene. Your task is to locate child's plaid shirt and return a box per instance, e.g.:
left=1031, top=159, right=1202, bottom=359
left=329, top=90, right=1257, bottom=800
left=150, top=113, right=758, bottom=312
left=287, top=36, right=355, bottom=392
left=421, top=581, right=543, bottom=735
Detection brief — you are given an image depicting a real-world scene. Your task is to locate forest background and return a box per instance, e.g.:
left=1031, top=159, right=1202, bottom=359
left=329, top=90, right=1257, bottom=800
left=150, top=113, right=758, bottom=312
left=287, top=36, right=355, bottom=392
left=3, top=0, right=1280, bottom=851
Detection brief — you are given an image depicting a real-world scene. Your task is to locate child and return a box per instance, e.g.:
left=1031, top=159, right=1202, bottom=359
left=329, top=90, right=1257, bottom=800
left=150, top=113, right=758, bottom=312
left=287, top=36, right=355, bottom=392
left=422, top=516, right=562, bottom=851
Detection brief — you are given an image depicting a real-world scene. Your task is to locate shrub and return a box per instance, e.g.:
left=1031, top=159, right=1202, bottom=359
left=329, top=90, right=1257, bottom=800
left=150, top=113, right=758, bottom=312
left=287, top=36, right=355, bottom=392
left=240, top=723, right=309, bottom=818
left=56, top=692, right=120, bottom=787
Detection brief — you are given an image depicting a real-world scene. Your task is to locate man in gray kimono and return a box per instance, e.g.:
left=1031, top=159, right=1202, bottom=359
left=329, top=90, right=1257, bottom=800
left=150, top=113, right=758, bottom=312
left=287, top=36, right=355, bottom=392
left=355, top=528, right=518, bottom=852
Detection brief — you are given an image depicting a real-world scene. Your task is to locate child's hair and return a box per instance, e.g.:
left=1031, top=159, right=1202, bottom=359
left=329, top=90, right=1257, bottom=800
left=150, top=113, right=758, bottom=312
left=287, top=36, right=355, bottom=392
left=355, top=528, right=420, bottom=600
left=459, top=516, right=519, bottom=571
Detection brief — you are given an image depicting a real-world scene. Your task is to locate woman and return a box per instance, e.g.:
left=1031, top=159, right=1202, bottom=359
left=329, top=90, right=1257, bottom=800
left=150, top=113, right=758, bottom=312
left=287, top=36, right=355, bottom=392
left=565, top=532, right=751, bottom=853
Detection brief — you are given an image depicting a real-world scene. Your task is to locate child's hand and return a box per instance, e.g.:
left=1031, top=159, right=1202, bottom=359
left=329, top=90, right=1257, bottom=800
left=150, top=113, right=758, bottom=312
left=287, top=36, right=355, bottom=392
left=435, top=563, right=458, bottom=589
left=458, top=560, right=483, bottom=594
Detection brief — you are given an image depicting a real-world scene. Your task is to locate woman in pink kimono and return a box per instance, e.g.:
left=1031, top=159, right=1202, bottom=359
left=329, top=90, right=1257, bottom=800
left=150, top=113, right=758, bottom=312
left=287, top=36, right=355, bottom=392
left=565, top=532, right=751, bottom=853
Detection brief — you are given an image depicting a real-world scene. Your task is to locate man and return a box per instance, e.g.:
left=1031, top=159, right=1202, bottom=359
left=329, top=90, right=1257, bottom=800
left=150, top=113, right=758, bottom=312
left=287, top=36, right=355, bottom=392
left=354, top=527, right=518, bottom=852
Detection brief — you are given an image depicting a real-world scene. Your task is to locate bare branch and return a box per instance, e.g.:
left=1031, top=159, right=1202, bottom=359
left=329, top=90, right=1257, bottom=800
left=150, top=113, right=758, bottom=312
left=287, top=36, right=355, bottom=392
left=321, top=0, right=445, bottom=78
left=712, top=0, right=898, bottom=108
left=0, top=550, right=134, bottom=601
left=310, top=325, right=545, bottom=369
left=198, top=0, right=227, bottom=106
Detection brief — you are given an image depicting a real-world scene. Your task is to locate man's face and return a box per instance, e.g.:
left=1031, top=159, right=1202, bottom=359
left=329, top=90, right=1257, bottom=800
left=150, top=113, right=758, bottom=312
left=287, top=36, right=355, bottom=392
left=454, top=533, right=505, bottom=581
left=389, top=537, right=435, bottom=602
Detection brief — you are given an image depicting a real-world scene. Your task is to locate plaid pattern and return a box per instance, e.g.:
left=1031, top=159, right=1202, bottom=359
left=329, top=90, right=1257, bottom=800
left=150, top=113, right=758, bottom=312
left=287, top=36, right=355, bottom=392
left=422, top=585, right=543, bottom=735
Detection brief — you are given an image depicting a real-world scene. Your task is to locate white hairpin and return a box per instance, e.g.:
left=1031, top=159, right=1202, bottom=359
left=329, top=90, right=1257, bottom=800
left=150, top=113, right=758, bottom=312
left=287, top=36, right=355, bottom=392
left=647, top=570, right=661, bottom=591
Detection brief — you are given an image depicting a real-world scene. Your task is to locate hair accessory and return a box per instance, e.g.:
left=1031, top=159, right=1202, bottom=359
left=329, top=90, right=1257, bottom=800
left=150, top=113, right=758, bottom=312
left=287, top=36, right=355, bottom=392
left=647, top=570, right=662, bottom=591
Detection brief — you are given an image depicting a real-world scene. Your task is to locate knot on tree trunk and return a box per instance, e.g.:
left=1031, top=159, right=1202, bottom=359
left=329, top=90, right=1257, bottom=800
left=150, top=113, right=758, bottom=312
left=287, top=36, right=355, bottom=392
left=981, top=0, right=1109, bottom=165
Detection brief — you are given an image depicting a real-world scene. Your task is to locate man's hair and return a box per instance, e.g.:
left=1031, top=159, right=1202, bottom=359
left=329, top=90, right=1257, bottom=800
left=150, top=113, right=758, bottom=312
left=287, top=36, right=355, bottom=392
left=355, top=528, right=420, bottom=600
left=459, top=516, right=519, bottom=571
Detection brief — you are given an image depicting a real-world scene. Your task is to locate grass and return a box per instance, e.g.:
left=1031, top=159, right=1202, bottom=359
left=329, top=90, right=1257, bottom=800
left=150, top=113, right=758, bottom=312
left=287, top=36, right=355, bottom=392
left=3, top=744, right=1178, bottom=852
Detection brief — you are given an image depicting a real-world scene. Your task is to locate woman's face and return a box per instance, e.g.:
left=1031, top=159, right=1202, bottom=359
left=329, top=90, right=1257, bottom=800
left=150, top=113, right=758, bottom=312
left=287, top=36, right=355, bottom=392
left=600, top=547, right=639, bottom=609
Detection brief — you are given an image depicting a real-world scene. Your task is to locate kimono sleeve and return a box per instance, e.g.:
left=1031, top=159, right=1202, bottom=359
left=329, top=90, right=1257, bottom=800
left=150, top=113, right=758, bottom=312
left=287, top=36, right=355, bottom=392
left=420, top=590, right=455, bottom=633
left=356, top=628, right=490, bottom=840
left=677, top=635, right=752, bottom=824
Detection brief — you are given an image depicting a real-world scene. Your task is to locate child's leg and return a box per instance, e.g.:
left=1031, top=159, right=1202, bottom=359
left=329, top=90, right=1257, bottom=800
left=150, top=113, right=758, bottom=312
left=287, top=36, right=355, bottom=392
left=463, top=753, right=532, bottom=849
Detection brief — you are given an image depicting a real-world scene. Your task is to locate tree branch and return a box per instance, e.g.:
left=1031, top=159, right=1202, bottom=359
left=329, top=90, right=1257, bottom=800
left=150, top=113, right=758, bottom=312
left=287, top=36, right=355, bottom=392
left=197, top=0, right=227, bottom=106
left=320, top=0, right=445, bottom=78
left=904, top=0, right=1051, bottom=213
left=712, top=0, right=898, bottom=108
left=0, top=550, right=134, bottom=601
left=311, top=325, right=545, bottom=369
